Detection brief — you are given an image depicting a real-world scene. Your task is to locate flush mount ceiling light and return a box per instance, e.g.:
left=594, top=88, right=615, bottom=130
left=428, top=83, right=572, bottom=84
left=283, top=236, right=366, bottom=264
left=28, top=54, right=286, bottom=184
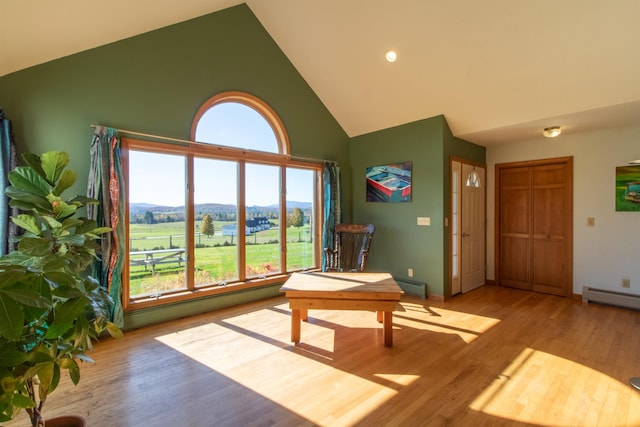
left=385, top=50, right=397, bottom=63
left=543, top=126, right=562, bottom=138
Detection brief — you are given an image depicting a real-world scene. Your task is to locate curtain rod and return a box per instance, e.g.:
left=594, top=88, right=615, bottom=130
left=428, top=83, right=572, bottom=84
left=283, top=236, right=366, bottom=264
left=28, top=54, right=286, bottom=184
left=90, top=124, right=337, bottom=165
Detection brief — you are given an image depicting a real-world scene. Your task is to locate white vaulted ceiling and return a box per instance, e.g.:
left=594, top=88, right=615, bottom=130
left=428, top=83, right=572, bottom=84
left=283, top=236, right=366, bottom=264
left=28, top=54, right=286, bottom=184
left=2, top=0, right=639, bottom=145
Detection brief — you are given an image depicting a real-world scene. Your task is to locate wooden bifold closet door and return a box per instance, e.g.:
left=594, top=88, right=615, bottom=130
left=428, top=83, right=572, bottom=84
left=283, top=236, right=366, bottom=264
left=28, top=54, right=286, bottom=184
left=495, top=157, right=573, bottom=297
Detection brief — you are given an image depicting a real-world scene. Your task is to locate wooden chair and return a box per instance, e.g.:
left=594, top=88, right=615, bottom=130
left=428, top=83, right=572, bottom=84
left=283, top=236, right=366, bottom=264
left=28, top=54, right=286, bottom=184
left=324, top=223, right=375, bottom=272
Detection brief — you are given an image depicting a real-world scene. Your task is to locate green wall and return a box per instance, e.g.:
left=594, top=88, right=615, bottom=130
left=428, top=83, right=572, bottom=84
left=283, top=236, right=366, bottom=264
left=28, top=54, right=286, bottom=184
left=350, top=117, right=445, bottom=296
left=0, top=4, right=351, bottom=206
left=349, top=116, right=485, bottom=298
left=0, top=3, right=487, bottom=324
left=0, top=4, right=349, bottom=327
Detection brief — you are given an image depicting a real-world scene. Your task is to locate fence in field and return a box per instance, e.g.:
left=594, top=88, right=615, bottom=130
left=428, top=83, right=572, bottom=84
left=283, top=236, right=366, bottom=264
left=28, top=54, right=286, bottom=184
left=129, top=228, right=312, bottom=252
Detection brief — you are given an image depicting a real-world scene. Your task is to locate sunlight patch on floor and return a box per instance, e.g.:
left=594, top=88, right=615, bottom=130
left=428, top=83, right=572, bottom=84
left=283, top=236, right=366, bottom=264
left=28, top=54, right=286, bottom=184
left=396, top=302, right=500, bottom=343
left=154, top=305, right=406, bottom=426
left=469, top=347, right=640, bottom=426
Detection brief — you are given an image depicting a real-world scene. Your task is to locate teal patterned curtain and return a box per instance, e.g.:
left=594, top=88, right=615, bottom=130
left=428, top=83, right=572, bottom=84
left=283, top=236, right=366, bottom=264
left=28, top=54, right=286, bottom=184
left=87, top=126, right=125, bottom=327
left=0, top=110, right=17, bottom=255
left=322, top=162, right=341, bottom=271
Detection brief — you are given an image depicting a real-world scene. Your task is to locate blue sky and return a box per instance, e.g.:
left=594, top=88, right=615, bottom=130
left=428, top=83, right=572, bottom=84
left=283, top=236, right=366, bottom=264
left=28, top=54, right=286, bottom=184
left=129, top=152, right=314, bottom=207
left=128, top=103, right=314, bottom=207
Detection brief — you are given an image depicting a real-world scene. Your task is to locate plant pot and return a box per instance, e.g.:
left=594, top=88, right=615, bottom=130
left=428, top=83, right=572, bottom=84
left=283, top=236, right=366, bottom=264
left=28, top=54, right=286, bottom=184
left=45, top=415, right=87, bottom=427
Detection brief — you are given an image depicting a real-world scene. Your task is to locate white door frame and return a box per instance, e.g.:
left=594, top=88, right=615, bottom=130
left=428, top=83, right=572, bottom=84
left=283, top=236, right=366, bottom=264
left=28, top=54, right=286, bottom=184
left=451, top=159, right=486, bottom=295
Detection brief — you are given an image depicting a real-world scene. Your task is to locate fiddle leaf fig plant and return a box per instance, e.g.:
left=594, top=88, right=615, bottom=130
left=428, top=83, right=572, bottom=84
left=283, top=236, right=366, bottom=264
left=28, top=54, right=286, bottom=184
left=0, top=151, right=122, bottom=427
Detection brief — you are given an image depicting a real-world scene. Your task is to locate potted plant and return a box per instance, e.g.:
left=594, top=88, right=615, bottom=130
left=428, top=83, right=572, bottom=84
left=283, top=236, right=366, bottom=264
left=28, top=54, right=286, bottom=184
left=0, top=151, right=122, bottom=427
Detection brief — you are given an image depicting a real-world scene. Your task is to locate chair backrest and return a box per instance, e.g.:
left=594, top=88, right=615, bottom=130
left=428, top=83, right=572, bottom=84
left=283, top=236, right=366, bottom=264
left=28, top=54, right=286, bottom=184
left=324, top=223, right=375, bottom=272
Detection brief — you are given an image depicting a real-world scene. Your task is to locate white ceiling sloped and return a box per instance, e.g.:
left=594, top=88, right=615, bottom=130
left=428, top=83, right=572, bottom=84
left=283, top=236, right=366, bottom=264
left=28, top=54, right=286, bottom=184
left=2, top=0, right=639, bottom=146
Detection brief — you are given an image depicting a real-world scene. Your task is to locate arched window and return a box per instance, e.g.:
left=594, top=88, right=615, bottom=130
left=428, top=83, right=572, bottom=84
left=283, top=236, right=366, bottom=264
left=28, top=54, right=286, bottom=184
left=191, top=91, right=289, bottom=155
left=123, top=92, right=320, bottom=309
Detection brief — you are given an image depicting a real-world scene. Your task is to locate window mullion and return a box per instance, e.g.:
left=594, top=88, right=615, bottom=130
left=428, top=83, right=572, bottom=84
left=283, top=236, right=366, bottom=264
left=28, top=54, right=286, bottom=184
left=238, top=161, right=246, bottom=281
left=314, top=168, right=323, bottom=269
left=186, top=154, right=195, bottom=290
left=280, top=166, right=287, bottom=273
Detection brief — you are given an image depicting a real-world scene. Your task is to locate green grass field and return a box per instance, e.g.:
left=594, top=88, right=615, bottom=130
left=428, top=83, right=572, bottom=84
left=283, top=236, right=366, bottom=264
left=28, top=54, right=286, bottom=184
left=128, top=221, right=315, bottom=296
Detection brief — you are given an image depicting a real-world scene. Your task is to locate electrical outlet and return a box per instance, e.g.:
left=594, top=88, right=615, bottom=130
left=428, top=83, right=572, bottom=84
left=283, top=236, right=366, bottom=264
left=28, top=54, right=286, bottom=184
left=408, top=268, right=414, bottom=277
left=622, top=277, right=631, bottom=288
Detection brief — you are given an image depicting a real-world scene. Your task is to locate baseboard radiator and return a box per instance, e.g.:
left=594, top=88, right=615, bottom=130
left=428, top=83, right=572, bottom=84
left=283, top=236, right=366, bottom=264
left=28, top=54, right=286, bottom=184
left=395, top=278, right=427, bottom=299
left=582, top=286, right=640, bottom=311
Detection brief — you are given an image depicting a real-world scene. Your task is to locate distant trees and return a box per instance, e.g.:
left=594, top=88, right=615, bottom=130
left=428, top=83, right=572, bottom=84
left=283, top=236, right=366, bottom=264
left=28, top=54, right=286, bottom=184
left=129, top=206, right=310, bottom=225
left=144, top=211, right=155, bottom=224
left=201, top=214, right=215, bottom=237
left=288, top=207, right=304, bottom=228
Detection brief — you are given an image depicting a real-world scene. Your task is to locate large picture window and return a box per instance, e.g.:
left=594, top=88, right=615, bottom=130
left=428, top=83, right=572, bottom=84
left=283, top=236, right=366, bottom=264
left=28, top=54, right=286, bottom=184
left=123, top=92, right=321, bottom=308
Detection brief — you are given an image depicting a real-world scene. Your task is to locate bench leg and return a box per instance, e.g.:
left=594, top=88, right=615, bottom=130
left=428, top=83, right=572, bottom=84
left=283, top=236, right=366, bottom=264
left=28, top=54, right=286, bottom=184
left=376, top=310, right=383, bottom=323
left=291, top=309, right=301, bottom=343
left=383, top=311, right=393, bottom=347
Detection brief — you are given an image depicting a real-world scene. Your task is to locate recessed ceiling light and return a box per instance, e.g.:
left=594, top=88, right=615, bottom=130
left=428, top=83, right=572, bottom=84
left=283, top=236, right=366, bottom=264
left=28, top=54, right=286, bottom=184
left=543, top=126, right=562, bottom=138
left=385, top=50, right=397, bottom=63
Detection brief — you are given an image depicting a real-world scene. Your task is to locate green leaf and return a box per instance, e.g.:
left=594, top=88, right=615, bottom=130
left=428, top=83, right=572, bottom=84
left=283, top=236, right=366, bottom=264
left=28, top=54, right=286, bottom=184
left=44, top=271, right=76, bottom=288
left=59, top=358, right=80, bottom=385
left=90, top=227, right=112, bottom=236
left=0, top=295, right=24, bottom=340
left=52, top=169, right=76, bottom=196
left=26, top=350, right=54, bottom=365
left=0, top=252, right=35, bottom=270
left=60, top=218, right=83, bottom=232
left=52, top=286, right=83, bottom=299
left=1, top=288, right=50, bottom=309
left=74, top=218, right=98, bottom=234
left=69, top=195, right=98, bottom=206
left=41, top=215, right=63, bottom=231
left=50, top=361, right=61, bottom=393
left=44, top=296, right=89, bottom=339
left=36, top=360, right=55, bottom=400
left=42, top=256, right=67, bottom=271
left=17, top=237, right=52, bottom=257
left=10, top=392, right=34, bottom=409
left=106, top=322, right=124, bottom=339
left=49, top=198, right=77, bottom=220
left=41, top=151, right=69, bottom=184
left=0, top=268, right=27, bottom=290
left=11, top=215, right=40, bottom=236
left=7, top=166, right=52, bottom=198
left=56, top=233, right=85, bottom=247
left=1, top=372, right=17, bottom=392
left=21, top=153, right=45, bottom=176
left=0, top=349, right=28, bottom=367
left=6, top=192, right=52, bottom=214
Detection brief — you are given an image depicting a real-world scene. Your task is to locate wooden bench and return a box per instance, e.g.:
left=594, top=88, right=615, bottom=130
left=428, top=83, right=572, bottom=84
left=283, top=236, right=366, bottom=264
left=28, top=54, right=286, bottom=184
left=280, top=272, right=404, bottom=347
left=129, top=249, right=186, bottom=274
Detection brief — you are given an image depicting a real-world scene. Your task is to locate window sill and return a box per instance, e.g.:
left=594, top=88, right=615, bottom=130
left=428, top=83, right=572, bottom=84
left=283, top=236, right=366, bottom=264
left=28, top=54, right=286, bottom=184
left=125, top=274, right=293, bottom=311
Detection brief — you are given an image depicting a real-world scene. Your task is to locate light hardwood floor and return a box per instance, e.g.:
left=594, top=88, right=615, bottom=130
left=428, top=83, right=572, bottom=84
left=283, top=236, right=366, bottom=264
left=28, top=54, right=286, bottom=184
left=7, top=285, right=640, bottom=426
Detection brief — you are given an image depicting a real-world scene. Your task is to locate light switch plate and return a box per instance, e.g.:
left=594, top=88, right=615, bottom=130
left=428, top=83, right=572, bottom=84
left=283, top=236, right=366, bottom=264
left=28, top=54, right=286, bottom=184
left=417, top=217, right=430, bottom=226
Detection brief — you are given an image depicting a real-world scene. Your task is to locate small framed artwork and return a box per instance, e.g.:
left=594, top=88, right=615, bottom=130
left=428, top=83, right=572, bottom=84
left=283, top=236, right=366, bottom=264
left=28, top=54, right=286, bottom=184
left=366, top=161, right=412, bottom=202
left=615, top=164, right=640, bottom=212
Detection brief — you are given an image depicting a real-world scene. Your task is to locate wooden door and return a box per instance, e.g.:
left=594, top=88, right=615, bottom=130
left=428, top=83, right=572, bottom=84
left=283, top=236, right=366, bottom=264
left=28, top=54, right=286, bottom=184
left=461, top=163, right=486, bottom=293
left=496, top=157, right=573, bottom=297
